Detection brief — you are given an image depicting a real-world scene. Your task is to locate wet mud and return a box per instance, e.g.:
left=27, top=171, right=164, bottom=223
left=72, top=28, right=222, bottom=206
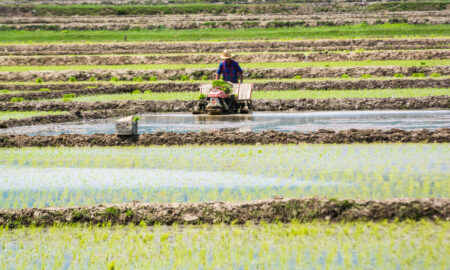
left=1, top=78, right=448, bottom=102
left=0, top=197, right=448, bottom=227
left=1, top=66, right=448, bottom=82
left=0, top=128, right=449, bottom=147
left=2, top=50, right=448, bottom=66
left=1, top=38, right=448, bottom=56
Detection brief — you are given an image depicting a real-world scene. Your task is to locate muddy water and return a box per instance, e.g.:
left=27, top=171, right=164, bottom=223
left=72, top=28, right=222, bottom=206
left=1, top=110, right=449, bottom=136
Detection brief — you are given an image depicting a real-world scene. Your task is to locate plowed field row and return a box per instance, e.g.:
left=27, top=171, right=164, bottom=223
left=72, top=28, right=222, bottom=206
left=1, top=66, right=447, bottom=82
left=2, top=11, right=448, bottom=30
left=2, top=50, right=448, bottom=66
left=1, top=38, right=448, bottom=55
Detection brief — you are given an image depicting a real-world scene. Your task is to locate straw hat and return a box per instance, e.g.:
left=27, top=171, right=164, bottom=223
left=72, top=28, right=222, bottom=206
left=220, top=50, right=235, bottom=60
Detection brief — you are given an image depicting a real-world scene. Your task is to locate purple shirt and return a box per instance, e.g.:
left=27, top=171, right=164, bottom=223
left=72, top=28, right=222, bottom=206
left=217, top=60, right=243, bottom=83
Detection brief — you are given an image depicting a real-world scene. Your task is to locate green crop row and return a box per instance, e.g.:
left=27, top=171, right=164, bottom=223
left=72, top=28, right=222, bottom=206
left=0, top=24, right=448, bottom=43
left=1, top=59, right=448, bottom=72
left=0, top=111, right=67, bottom=120
left=36, top=88, right=449, bottom=103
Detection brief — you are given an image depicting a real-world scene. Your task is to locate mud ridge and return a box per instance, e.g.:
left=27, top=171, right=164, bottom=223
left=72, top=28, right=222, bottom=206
left=1, top=128, right=450, bottom=146
left=1, top=38, right=448, bottom=56
left=1, top=78, right=449, bottom=102
left=0, top=197, right=448, bottom=227
left=1, top=66, right=449, bottom=82
left=2, top=50, right=448, bottom=66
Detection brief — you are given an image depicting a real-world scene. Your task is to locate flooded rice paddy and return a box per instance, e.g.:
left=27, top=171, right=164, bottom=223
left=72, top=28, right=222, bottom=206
left=0, top=144, right=448, bottom=209
left=1, top=110, right=449, bottom=136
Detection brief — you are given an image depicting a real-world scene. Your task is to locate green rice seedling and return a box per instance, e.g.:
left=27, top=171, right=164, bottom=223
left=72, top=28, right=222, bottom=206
left=180, top=75, right=189, bottom=81
left=341, top=74, right=350, bottom=79
left=86, top=86, right=98, bottom=89
left=68, top=76, right=77, bottom=82
left=132, top=90, right=142, bottom=94
left=324, top=64, right=330, bottom=67
left=63, top=93, right=76, bottom=99
left=294, top=75, right=302, bottom=79
left=430, top=73, right=441, bottom=77
left=212, top=80, right=231, bottom=94
left=202, top=75, right=208, bottom=81
left=132, top=116, right=140, bottom=122
left=39, top=88, right=50, bottom=92
left=150, top=76, right=158, bottom=81
left=412, top=73, right=425, bottom=77
left=361, top=74, right=372, bottom=78
left=89, top=77, right=97, bottom=82
left=35, top=77, right=43, bottom=83
left=366, top=59, right=372, bottom=63
left=0, top=89, right=10, bottom=94
left=198, top=93, right=206, bottom=99
left=144, top=90, right=153, bottom=94
left=9, top=97, right=24, bottom=102
left=133, top=76, right=143, bottom=82
left=0, top=111, right=66, bottom=120
left=394, top=73, right=404, bottom=78
left=110, top=76, right=119, bottom=82
left=421, top=61, right=427, bottom=66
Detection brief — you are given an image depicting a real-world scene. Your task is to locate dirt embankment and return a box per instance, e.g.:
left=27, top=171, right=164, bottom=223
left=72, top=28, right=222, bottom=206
left=1, top=66, right=448, bottom=82
left=2, top=50, right=448, bottom=66
left=1, top=78, right=448, bottom=102
left=0, top=197, right=448, bottom=227
left=1, top=38, right=448, bottom=56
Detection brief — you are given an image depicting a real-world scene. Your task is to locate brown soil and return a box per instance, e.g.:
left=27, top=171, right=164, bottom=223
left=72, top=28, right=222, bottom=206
left=0, top=197, right=448, bottom=227
left=1, top=66, right=448, bottom=82
left=1, top=50, right=448, bottom=66
left=0, top=78, right=448, bottom=102
left=2, top=11, right=448, bottom=30
left=1, top=38, right=448, bottom=56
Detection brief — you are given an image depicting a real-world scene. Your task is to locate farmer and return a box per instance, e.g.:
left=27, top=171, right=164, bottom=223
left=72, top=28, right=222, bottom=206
left=216, top=50, right=243, bottom=83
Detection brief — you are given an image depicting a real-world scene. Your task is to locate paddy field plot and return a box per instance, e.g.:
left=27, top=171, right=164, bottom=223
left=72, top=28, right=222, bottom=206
left=0, top=144, right=448, bottom=209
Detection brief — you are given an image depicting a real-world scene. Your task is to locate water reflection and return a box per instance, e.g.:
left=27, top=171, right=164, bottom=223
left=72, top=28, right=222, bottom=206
left=0, top=110, right=448, bottom=136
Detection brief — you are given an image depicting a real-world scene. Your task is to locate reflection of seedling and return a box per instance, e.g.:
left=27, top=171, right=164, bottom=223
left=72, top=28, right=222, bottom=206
left=212, top=80, right=231, bottom=94
left=180, top=75, right=189, bottom=81
left=110, top=76, right=119, bottom=82
left=361, top=74, right=372, bottom=78
left=150, top=76, right=157, bottom=81
left=132, top=90, right=141, bottom=94
left=294, top=75, right=302, bottom=79
left=133, top=76, right=143, bottom=82
left=341, top=74, right=350, bottom=79
left=89, top=77, right=97, bottom=82
left=198, top=93, right=206, bottom=99
left=430, top=73, right=441, bottom=77
left=132, top=116, right=140, bottom=122
left=39, top=88, right=50, bottom=92
left=411, top=73, right=425, bottom=77
left=35, top=77, right=43, bottom=83
left=10, top=97, right=24, bottom=102
left=68, top=76, right=77, bottom=82
left=202, top=75, right=208, bottom=81
left=394, top=73, right=404, bottom=78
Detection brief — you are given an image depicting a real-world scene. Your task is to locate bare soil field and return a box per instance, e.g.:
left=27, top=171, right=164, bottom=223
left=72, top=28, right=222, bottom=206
left=0, top=197, right=448, bottom=226
left=1, top=38, right=448, bottom=55
left=1, top=66, right=448, bottom=82
left=2, top=11, right=448, bottom=30
left=1, top=50, right=448, bottom=66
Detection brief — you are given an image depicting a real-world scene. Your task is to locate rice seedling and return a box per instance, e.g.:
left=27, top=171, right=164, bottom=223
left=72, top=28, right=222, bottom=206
left=0, top=111, right=66, bottom=120
left=149, top=76, right=158, bottom=81
left=0, top=144, right=447, bottom=209
left=35, top=77, right=43, bottom=83
left=431, top=73, right=441, bottom=77
left=68, top=76, right=77, bottom=82
left=131, top=90, right=142, bottom=94
left=293, top=75, right=302, bottom=79
left=39, top=88, right=50, bottom=92
left=411, top=73, right=425, bottom=77
left=394, top=73, right=404, bottom=78
left=89, top=77, right=97, bottom=82
left=9, top=97, right=24, bottom=102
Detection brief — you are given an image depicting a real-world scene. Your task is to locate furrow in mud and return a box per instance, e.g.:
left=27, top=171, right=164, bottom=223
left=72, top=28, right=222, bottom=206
left=0, top=197, right=449, bottom=227
left=1, top=66, right=449, bottom=82
left=2, top=50, right=448, bottom=66
left=1, top=38, right=448, bottom=56
left=1, top=79, right=448, bottom=102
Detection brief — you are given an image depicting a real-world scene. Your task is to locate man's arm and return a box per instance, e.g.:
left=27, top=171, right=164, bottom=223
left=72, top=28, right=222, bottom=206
left=216, top=62, right=223, bottom=81
left=238, top=72, right=243, bottom=83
